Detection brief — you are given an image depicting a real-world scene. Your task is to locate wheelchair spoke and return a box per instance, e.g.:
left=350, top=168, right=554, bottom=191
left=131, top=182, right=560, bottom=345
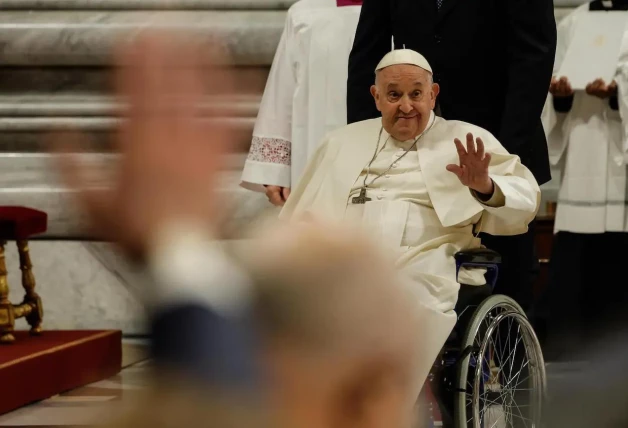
left=507, top=362, right=530, bottom=393
left=510, top=401, right=533, bottom=428
left=456, top=297, right=545, bottom=428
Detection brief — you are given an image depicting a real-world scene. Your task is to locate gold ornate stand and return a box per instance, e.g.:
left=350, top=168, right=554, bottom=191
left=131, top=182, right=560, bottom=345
left=0, top=241, right=44, bottom=344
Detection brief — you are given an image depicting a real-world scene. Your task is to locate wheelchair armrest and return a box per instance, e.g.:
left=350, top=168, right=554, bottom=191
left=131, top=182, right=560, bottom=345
left=454, top=248, right=501, bottom=265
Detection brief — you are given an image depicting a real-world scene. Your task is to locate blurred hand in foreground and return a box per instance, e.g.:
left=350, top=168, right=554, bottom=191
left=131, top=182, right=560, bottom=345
left=53, top=32, right=234, bottom=260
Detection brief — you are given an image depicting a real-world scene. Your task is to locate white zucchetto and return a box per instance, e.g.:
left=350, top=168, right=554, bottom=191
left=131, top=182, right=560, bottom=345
left=375, top=49, right=433, bottom=73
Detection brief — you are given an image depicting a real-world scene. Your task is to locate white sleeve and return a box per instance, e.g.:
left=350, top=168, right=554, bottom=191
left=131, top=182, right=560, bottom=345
left=471, top=182, right=506, bottom=208
left=241, top=13, right=297, bottom=191
left=146, top=222, right=253, bottom=318
left=479, top=174, right=538, bottom=218
left=543, top=8, right=581, bottom=166
left=616, top=34, right=628, bottom=158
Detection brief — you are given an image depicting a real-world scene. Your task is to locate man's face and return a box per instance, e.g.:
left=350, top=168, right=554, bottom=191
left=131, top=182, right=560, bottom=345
left=370, top=65, right=439, bottom=141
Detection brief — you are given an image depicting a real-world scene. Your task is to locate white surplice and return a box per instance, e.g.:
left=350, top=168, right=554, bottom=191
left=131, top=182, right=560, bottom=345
left=279, top=113, right=540, bottom=397
left=240, top=0, right=361, bottom=192
left=542, top=4, right=628, bottom=233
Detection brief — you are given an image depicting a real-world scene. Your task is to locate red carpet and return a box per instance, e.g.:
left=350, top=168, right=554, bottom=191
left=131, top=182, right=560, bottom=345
left=0, top=330, right=122, bottom=415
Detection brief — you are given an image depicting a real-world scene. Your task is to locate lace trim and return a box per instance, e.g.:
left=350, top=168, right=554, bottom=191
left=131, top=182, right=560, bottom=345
left=247, top=137, right=291, bottom=166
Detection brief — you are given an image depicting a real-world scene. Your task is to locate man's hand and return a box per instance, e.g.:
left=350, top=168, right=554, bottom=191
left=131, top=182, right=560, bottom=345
left=265, top=186, right=291, bottom=206
left=52, top=32, right=234, bottom=260
left=446, top=133, right=493, bottom=195
left=549, top=76, right=575, bottom=98
left=586, top=78, right=618, bottom=99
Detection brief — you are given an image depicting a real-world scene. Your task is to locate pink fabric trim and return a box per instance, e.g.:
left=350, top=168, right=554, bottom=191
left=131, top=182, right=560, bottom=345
left=336, top=0, right=362, bottom=5
left=248, top=137, right=292, bottom=166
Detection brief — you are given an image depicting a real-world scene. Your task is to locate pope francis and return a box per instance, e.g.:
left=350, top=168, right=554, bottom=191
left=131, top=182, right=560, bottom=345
left=278, top=49, right=541, bottom=407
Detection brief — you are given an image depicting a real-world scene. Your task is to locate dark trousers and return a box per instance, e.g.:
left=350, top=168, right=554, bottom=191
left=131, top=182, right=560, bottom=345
left=479, top=220, right=539, bottom=314
left=541, top=231, right=628, bottom=362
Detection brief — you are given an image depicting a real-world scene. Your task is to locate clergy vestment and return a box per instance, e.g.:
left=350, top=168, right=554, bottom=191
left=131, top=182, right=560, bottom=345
left=539, top=2, right=628, bottom=361
left=240, top=0, right=361, bottom=192
left=347, top=0, right=556, bottom=323
left=542, top=2, right=628, bottom=234
left=279, top=113, right=540, bottom=393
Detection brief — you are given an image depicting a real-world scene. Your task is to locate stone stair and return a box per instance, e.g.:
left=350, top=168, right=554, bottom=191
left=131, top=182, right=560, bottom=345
left=0, top=1, right=286, bottom=238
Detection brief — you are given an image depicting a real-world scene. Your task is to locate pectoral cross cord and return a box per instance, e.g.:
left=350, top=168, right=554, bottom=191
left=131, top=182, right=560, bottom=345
left=350, top=119, right=436, bottom=205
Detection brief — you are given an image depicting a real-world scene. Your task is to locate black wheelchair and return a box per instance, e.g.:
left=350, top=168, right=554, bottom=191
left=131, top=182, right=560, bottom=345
left=419, top=248, right=546, bottom=428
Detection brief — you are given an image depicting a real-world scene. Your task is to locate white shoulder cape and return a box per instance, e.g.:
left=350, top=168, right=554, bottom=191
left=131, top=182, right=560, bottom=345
left=279, top=117, right=540, bottom=236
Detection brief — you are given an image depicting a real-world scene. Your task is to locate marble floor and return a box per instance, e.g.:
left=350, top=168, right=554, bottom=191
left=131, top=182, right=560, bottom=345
left=0, top=338, right=560, bottom=428
left=0, top=339, right=151, bottom=427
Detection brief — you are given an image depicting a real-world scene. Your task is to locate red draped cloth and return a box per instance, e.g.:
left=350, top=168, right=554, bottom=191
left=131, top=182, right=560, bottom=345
left=336, top=0, right=362, bottom=6
left=0, top=207, right=47, bottom=240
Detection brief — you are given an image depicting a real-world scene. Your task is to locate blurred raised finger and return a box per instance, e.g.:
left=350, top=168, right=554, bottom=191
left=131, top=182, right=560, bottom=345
left=49, top=132, right=115, bottom=233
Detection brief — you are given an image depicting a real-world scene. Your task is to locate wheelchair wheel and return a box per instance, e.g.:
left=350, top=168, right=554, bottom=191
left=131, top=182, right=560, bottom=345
left=454, top=295, right=546, bottom=428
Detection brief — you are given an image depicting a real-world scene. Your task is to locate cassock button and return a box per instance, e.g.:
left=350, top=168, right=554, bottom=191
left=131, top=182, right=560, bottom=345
left=377, top=195, right=383, bottom=200
left=392, top=163, right=399, bottom=168
left=382, top=188, right=387, bottom=192
left=385, top=174, right=391, bottom=178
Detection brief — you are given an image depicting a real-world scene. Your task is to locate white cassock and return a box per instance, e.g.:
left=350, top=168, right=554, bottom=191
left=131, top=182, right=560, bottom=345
left=542, top=4, right=628, bottom=233
left=279, top=112, right=540, bottom=396
left=240, top=0, right=361, bottom=192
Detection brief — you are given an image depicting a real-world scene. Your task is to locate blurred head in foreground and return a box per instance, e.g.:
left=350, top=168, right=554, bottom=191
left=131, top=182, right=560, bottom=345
left=109, top=221, right=419, bottom=428
left=243, top=220, right=418, bottom=428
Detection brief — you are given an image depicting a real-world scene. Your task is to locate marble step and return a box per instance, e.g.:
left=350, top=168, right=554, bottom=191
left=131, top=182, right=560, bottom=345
left=0, top=67, right=269, bottom=97
left=0, top=116, right=255, bottom=152
left=0, top=152, right=271, bottom=238
left=0, top=11, right=285, bottom=66
left=0, top=94, right=260, bottom=117
left=0, top=0, right=296, bottom=9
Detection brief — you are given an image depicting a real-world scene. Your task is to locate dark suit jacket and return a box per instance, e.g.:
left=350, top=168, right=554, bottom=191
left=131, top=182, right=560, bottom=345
left=347, top=0, right=557, bottom=185
left=151, top=304, right=260, bottom=390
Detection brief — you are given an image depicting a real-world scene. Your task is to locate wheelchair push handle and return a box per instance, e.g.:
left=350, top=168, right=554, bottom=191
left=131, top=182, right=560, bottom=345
left=455, top=248, right=501, bottom=289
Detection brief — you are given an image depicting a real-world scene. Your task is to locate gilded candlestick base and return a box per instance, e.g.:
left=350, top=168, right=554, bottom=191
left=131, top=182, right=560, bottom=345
left=0, top=240, right=44, bottom=344
left=0, top=332, right=15, bottom=344
left=25, top=294, right=43, bottom=335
